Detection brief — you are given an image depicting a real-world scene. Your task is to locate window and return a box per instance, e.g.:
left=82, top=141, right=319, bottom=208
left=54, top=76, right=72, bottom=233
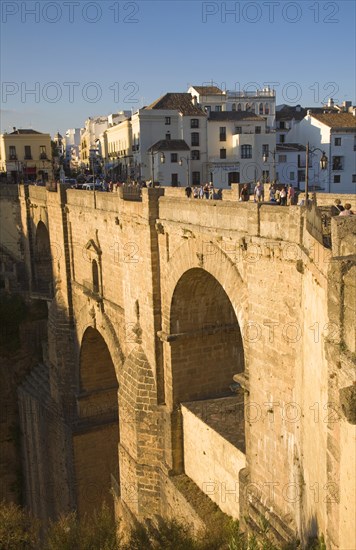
left=265, top=103, right=270, bottom=115
left=235, top=126, right=242, bottom=134
left=332, top=156, right=343, bottom=170
left=171, top=153, right=178, bottom=163
left=334, top=137, right=341, bottom=146
left=166, top=132, right=171, bottom=140
left=290, top=172, right=295, bottom=181
left=241, top=145, right=252, bottom=159
left=333, top=175, right=341, bottom=183
left=92, top=260, right=99, bottom=294
left=279, top=121, right=285, bottom=129
left=232, top=103, right=236, bottom=111
left=279, top=155, right=287, bottom=163
left=205, top=106, right=211, bottom=113
left=191, top=119, right=199, bottom=128
left=171, top=173, right=178, bottom=186
left=220, top=148, right=226, bottom=159
left=191, top=133, right=199, bottom=146
left=9, top=146, right=17, bottom=159
left=165, top=117, right=171, bottom=125
left=259, top=103, right=264, bottom=115
left=262, top=144, right=269, bottom=157
left=280, top=135, right=285, bottom=143
left=191, top=150, right=200, bottom=160
left=219, top=127, right=226, bottom=141
left=24, top=145, right=32, bottom=159
left=192, top=171, right=200, bottom=185
left=352, top=174, right=356, bottom=183
left=40, top=145, right=47, bottom=159
left=215, top=105, right=222, bottom=112
left=237, top=103, right=242, bottom=111
left=255, top=126, right=261, bottom=134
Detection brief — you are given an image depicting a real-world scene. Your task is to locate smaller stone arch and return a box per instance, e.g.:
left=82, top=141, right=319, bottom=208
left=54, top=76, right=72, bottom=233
left=74, top=326, right=120, bottom=518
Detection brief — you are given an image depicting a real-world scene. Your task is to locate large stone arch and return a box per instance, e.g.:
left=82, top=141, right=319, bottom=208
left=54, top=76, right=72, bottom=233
left=34, top=220, right=53, bottom=296
left=74, top=326, right=120, bottom=518
left=160, top=238, right=248, bottom=475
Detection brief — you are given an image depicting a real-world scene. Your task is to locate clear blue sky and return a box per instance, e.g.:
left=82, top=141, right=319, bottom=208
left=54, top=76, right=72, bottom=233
left=1, top=0, right=355, bottom=136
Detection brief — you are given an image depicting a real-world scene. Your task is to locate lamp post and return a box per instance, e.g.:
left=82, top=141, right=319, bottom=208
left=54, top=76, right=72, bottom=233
left=150, top=150, right=165, bottom=185
left=179, top=156, right=190, bottom=187
left=305, top=143, right=328, bottom=201
left=262, top=149, right=277, bottom=184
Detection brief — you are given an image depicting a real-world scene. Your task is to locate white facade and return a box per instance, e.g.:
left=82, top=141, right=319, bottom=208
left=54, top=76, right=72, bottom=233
left=207, top=113, right=276, bottom=188
left=130, top=98, right=208, bottom=185
left=274, top=145, right=307, bottom=188
left=286, top=112, right=356, bottom=194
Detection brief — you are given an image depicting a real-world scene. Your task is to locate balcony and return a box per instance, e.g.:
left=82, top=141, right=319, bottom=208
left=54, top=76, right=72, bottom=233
left=24, top=155, right=32, bottom=160
left=40, top=153, right=48, bottom=160
left=9, top=155, right=17, bottom=160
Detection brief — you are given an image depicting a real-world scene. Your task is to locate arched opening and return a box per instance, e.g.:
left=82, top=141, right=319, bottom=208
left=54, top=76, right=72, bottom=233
left=74, top=327, right=119, bottom=517
left=237, top=103, right=242, bottom=111
left=259, top=102, right=264, bottom=114
left=232, top=103, right=236, bottom=111
left=168, top=268, right=245, bottom=478
left=92, top=259, right=99, bottom=294
left=34, top=221, right=53, bottom=297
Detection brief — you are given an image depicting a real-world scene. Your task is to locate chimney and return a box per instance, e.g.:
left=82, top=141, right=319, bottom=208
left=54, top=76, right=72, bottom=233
left=13, top=126, right=16, bottom=132
left=192, top=96, right=198, bottom=106
left=327, top=98, right=334, bottom=108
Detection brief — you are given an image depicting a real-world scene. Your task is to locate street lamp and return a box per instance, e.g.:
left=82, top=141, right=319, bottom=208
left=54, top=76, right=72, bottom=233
left=150, top=150, right=165, bottom=185
left=305, top=143, right=328, bottom=201
left=262, top=149, right=277, bottom=184
left=179, top=156, right=190, bottom=187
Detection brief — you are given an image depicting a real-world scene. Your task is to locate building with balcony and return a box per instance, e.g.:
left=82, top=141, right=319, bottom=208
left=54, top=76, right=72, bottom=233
left=0, top=128, right=53, bottom=183
left=80, top=112, right=130, bottom=169
left=104, top=116, right=133, bottom=180
left=226, top=87, right=276, bottom=131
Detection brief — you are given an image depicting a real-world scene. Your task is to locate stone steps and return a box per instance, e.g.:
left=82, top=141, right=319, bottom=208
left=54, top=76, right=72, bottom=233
left=246, top=499, right=297, bottom=546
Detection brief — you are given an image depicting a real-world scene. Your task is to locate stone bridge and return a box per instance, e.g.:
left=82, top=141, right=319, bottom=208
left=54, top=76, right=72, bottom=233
left=0, top=184, right=355, bottom=548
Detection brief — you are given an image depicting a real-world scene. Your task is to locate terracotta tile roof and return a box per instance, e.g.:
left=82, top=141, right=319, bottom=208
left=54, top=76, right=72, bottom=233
left=192, top=85, right=224, bottom=95
left=311, top=112, right=356, bottom=129
left=147, top=139, right=190, bottom=152
left=208, top=111, right=265, bottom=122
left=9, top=129, right=43, bottom=135
left=146, top=93, right=206, bottom=116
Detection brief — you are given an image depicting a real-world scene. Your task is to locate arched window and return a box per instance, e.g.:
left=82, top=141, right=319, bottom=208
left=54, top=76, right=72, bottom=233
left=92, top=259, right=99, bottom=293
left=265, top=103, right=270, bottom=115
left=237, top=103, right=242, bottom=111
left=259, top=103, right=264, bottom=114
left=232, top=103, right=236, bottom=111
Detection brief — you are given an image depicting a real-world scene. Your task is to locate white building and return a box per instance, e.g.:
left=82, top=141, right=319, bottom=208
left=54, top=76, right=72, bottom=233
left=274, top=143, right=307, bottom=189
left=131, top=93, right=207, bottom=185
left=188, top=85, right=227, bottom=113
left=286, top=111, right=356, bottom=194
left=207, top=111, right=276, bottom=187
left=80, top=112, right=130, bottom=169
